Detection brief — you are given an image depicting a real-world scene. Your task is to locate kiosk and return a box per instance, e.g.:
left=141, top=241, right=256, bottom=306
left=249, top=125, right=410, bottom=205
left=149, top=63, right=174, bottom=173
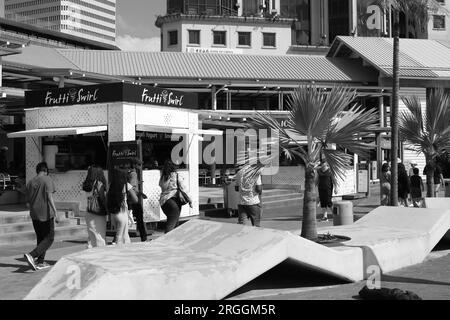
left=8, top=83, right=201, bottom=222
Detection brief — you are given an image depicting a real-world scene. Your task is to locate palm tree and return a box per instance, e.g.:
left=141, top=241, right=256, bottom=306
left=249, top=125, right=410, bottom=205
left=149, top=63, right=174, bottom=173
left=399, top=88, right=450, bottom=197
left=377, top=0, right=447, bottom=206
left=248, top=84, right=379, bottom=241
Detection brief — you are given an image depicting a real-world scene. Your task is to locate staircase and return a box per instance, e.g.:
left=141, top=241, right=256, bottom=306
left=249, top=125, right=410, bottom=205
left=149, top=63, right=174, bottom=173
left=0, top=209, right=87, bottom=245
left=201, top=188, right=303, bottom=218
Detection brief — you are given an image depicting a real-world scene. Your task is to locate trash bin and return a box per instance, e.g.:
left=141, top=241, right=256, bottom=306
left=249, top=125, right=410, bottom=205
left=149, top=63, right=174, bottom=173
left=333, top=201, right=354, bottom=226
left=223, top=179, right=240, bottom=217
left=445, top=179, right=450, bottom=197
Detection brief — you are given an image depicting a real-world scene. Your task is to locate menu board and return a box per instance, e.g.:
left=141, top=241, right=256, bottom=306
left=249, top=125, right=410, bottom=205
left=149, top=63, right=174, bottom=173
left=108, top=140, right=141, bottom=169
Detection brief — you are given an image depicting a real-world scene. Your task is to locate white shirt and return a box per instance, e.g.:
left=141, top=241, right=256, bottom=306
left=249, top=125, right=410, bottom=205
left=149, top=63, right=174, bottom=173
left=235, top=168, right=262, bottom=206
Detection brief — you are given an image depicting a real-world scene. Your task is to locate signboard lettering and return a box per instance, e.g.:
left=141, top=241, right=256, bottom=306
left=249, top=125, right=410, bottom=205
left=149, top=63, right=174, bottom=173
left=141, top=88, right=184, bottom=107
left=26, top=83, right=198, bottom=109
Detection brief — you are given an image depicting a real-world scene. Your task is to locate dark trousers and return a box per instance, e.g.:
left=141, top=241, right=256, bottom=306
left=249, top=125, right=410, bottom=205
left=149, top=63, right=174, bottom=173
left=30, top=218, right=55, bottom=264
left=131, top=202, right=147, bottom=241
left=238, top=204, right=261, bottom=227
left=161, top=197, right=181, bottom=233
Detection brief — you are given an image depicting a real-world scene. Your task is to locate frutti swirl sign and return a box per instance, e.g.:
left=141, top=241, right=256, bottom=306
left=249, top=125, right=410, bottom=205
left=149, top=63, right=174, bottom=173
left=25, top=83, right=198, bottom=109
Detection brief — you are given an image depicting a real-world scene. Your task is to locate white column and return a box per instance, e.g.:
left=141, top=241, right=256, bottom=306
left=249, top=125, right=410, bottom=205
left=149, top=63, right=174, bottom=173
left=25, top=109, right=42, bottom=183
left=107, top=102, right=136, bottom=143
left=188, top=112, right=199, bottom=216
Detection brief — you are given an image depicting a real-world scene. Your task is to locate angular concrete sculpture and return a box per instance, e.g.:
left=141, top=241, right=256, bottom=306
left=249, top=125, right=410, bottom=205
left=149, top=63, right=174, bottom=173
left=25, top=206, right=450, bottom=300
left=424, top=198, right=450, bottom=241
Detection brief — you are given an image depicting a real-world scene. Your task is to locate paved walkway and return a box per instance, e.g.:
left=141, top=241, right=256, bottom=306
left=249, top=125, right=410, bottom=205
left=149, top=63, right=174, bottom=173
left=1, top=182, right=449, bottom=300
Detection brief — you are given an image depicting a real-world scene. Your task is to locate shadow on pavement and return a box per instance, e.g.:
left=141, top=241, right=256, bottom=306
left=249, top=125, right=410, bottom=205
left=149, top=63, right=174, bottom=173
left=225, top=258, right=348, bottom=299
left=0, top=262, right=30, bottom=273
left=381, top=275, right=450, bottom=287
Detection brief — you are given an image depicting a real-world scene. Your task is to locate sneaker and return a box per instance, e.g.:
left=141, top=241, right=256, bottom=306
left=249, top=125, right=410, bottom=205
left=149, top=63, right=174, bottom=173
left=321, top=217, right=329, bottom=222
left=24, top=253, right=37, bottom=271
left=36, top=262, right=51, bottom=270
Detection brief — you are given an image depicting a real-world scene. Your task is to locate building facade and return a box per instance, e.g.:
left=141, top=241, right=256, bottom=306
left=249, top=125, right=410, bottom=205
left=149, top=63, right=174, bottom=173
left=156, top=0, right=450, bottom=55
left=4, top=0, right=116, bottom=46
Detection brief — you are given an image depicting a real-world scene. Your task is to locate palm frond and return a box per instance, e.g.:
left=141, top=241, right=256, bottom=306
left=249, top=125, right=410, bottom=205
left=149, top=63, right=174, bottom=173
left=400, top=88, right=450, bottom=160
left=326, top=105, right=379, bottom=155
left=322, top=149, right=353, bottom=189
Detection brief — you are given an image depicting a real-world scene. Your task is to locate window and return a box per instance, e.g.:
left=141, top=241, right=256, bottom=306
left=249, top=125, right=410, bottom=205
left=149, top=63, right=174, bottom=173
left=238, top=32, right=251, bottom=46
left=262, top=33, right=276, bottom=47
left=188, top=30, right=200, bottom=45
left=213, top=31, right=226, bottom=45
left=433, top=15, right=446, bottom=30
left=168, top=30, right=178, bottom=46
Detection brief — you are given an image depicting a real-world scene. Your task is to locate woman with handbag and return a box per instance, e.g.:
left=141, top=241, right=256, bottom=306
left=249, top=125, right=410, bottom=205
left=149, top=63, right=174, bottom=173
left=107, top=168, right=138, bottom=244
left=83, top=166, right=107, bottom=248
left=159, top=160, right=192, bottom=233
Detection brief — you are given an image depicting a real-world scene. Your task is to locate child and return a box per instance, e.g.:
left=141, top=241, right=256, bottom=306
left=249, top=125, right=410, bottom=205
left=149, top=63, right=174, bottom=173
left=410, top=167, right=424, bottom=208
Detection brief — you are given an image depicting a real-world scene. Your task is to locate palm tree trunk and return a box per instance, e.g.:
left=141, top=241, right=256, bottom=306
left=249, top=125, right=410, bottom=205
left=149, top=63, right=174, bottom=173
left=425, top=157, right=434, bottom=197
left=390, top=9, right=400, bottom=207
left=301, top=164, right=318, bottom=241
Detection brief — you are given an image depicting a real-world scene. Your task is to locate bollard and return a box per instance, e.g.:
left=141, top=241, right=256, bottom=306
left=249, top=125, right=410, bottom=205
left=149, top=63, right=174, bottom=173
left=445, top=179, right=450, bottom=197
left=333, top=201, right=354, bottom=226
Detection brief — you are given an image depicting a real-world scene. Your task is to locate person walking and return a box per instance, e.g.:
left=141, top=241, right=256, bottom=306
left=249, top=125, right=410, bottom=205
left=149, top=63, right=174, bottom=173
left=235, top=165, right=263, bottom=227
left=107, top=168, right=137, bottom=244
left=410, top=167, right=424, bottom=208
left=127, top=158, right=148, bottom=242
left=398, top=163, right=410, bottom=207
left=317, top=162, right=333, bottom=222
left=424, top=161, right=445, bottom=197
left=380, top=163, right=391, bottom=206
left=159, top=160, right=192, bottom=233
left=24, top=162, right=59, bottom=271
left=83, top=165, right=107, bottom=248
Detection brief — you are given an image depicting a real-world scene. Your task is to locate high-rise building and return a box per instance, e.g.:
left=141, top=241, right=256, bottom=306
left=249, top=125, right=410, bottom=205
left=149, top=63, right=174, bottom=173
left=156, top=0, right=450, bottom=55
left=4, top=0, right=116, bottom=46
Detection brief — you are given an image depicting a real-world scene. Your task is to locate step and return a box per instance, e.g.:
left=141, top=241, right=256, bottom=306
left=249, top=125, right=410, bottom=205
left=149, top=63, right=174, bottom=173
left=199, top=203, right=225, bottom=210
left=262, top=197, right=303, bottom=210
left=201, top=208, right=229, bottom=218
left=262, top=193, right=304, bottom=202
left=0, top=225, right=88, bottom=245
left=0, top=210, right=75, bottom=225
left=0, top=219, right=75, bottom=235
left=262, top=189, right=301, bottom=197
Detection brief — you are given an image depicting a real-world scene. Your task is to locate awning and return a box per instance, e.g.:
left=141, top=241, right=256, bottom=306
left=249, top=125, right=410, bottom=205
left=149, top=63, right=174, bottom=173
left=136, top=124, right=222, bottom=136
left=7, top=126, right=107, bottom=138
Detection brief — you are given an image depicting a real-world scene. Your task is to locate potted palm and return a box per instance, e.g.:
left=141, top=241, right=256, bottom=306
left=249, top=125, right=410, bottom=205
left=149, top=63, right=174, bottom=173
left=247, top=84, right=379, bottom=241
left=399, top=88, right=450, bottom=197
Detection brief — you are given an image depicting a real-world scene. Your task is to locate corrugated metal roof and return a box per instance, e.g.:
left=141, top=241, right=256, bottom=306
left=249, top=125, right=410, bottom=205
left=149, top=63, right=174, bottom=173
left=55, top=50, right=376, bottom=83
left=331, top=37, right=423, bottom=68
left=3, top=45, right=80, bottom=70
left=331, top=36, right=450, bottom=80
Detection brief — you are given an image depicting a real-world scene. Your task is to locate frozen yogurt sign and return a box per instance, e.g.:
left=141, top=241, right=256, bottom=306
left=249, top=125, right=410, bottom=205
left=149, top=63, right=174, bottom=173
left=44, top=88, right=99, bottom=106
left=141, top=88, right=184, bottom=107
left=25, top=83, right=198, bottom=109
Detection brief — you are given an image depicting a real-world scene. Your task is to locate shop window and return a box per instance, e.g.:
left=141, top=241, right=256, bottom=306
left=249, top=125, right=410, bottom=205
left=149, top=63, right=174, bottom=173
left=213, top=31, right=226, bottom=46
left=238, top=32, right=251, bottom=46
left=188, top=30, right=200, bottom=45
left=262, top=32, right=276, bottom=47
left=43, top=134, right=108, bottom=172
left=168, top=30, right=178, bottom=46
left=433, top=15, right=446, bottom=30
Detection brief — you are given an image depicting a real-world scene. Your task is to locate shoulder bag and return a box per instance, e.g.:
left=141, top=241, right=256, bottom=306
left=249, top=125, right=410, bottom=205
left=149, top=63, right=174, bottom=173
left=87, top=180, right=102, bottom=214
left=176, top=173, right=190, bottom=206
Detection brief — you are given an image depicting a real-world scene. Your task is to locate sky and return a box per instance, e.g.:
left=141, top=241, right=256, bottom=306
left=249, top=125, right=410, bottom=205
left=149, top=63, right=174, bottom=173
left=116, top=0, right=166, bottom=51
